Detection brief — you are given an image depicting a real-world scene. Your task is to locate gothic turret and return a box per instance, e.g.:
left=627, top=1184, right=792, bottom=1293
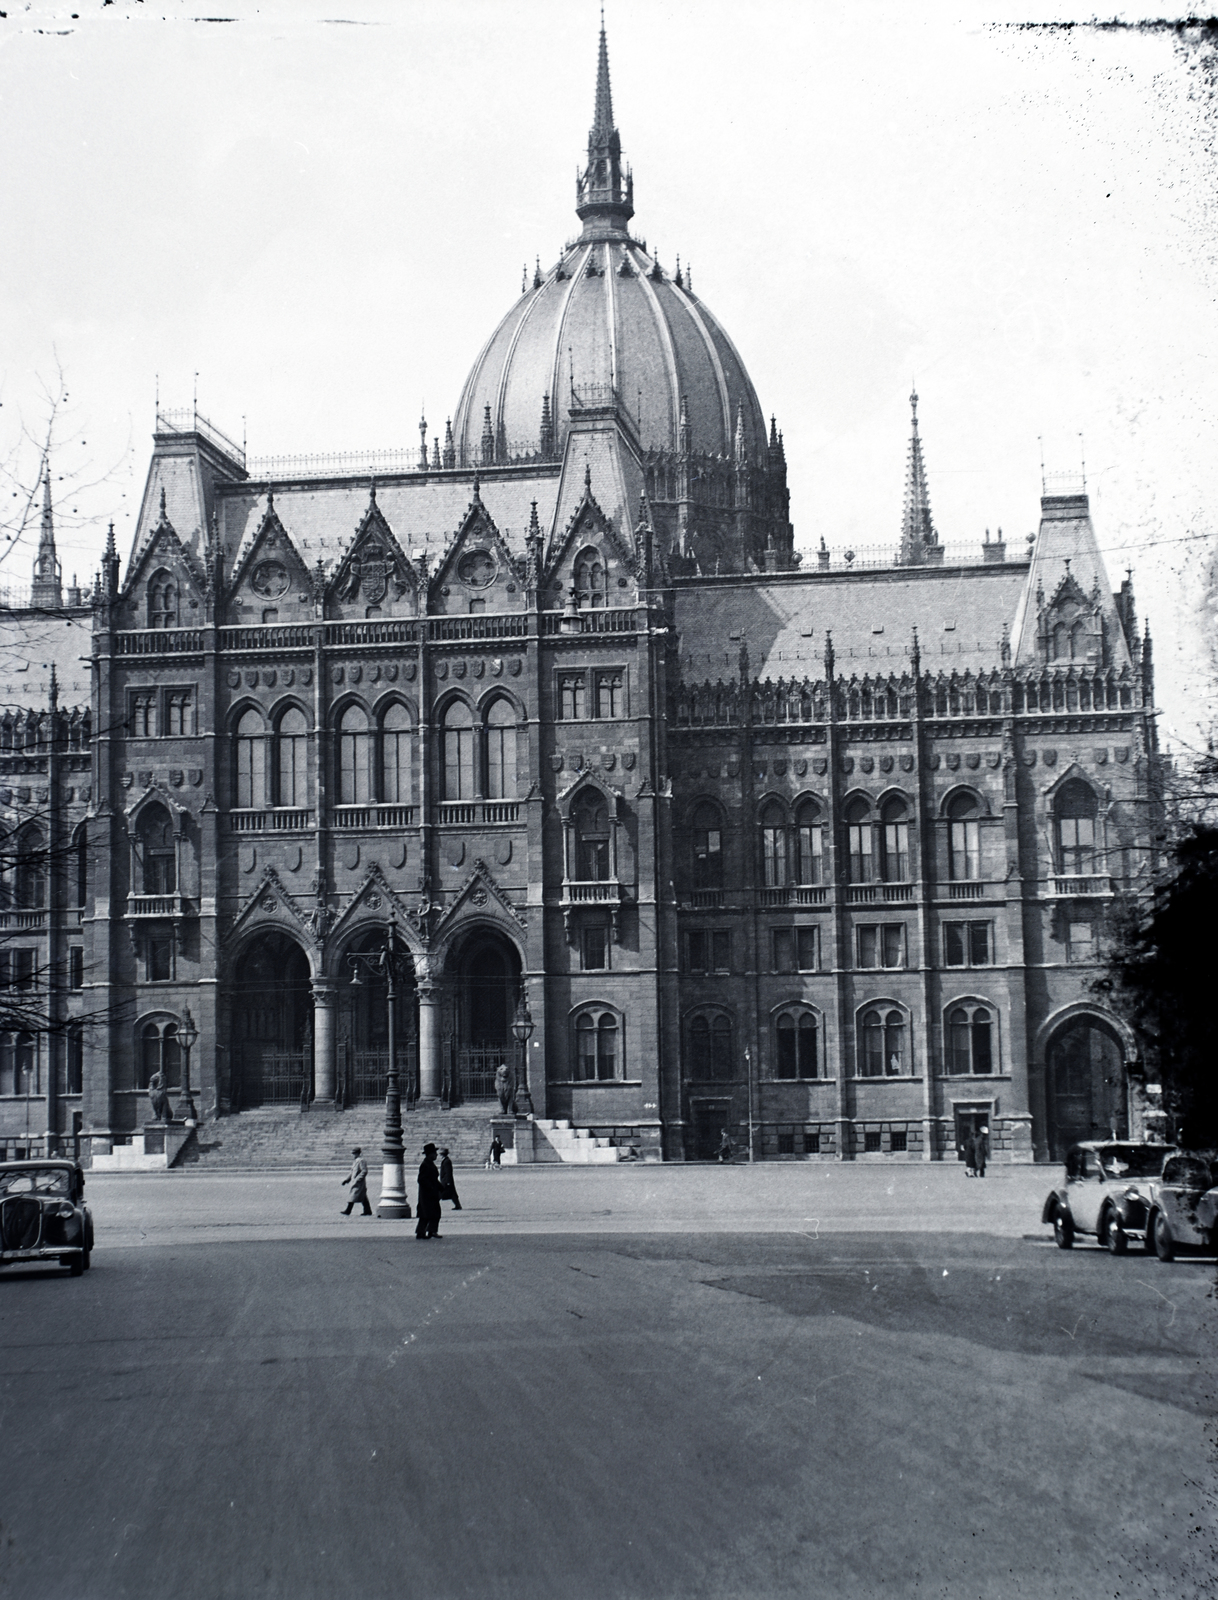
left=899, top=389, right=941, bottom=566
left=575, top=20, right=634, bottom=238
left=31, top=462, right=63, bottom=607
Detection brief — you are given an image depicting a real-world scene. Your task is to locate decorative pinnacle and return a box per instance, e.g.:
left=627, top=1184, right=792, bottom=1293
left=593, top=12, right=614, bottom=138
left=900, top=386, right=937, bottom=563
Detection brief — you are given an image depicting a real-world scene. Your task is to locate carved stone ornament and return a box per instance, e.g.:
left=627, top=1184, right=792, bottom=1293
left=137, top=770, right=153, bottom=787
left=263, top=670, right=276, bottom=688
left=841, top=757, right=854, bottom=774
left=189, top=769, right=203, bottom=786
left=859, top=756, right=874, bottom=775
left=813, top=758, right=828, bottom=776
left=343, top=844, right=359, bottom=870
left=728, top=759, right=741, bottom=777
left=966, top=753, right=981, bottom=770
left=446, top=839, right=465, bottom=868
left=901, top=755, right=914, bottom=772
left=245, top=671, right=258, bottom=688
left=390, top=840, right=407, bottom=870
left=350, top=665, right=362, bottom=684
left=78, top=785, right=92, bottom=802
left=121, top=772, right=134, bottom=788
left=261, top=896, right=277, bottom=913
left=508, top=658, right=522, bottom=677
left=302, top=668, right=313, bottom=686
left=1043, top=750, right=1057, bottom=767
left=1094, top=748, right=1108, bottom=765
left=252, top=560, right=289, bottom=599
left=495, top=838, right=512, bottom=865
left=1115, top=747, right=1130, bottom=764
left=946, top=753, right=960, bottom=771
left=227, top=670, right=241, bottom=688
left=457, top=549, right=496, bottom=588
left=602, top=753, right=616, bottom=771
left=987, top=752, right=1001, bottom=768
left=1024, top=750, right=1037, bottom=766
left=332, top=666, right=345, bottom=685
left=453, top=660, right=467, bottom=679
left=929, top=754, right=941, bottom=770
left=754, top=762, right=767, bottom=779
left=386, top=664, right=398, bottom=682
left=170, top=770, right=184, bottom=787
left=550, top=755, right=564, bottom=772
left=241, top=847, right=257, bottom=873
left=435, top=661, right=448, bottom=680
left=794, top=758, right=807, bottom=777
left=403, top=662, right=416, bottom=681
left=473, top=660, right=485, bottom=679
left=880, top=755, right=893, bottom=773
left=367, top=892, right=382, bottom=910
left=370, top=665, right=381, bottom=684
left=491, top=658, right=503, bottom=677
left=773, top=758, right=787, bottom=777
left=471, top=887, right=489, bottom=906
left=622, top=752, right=636, bottom=771
left=284, top=669, right=295, bottom=687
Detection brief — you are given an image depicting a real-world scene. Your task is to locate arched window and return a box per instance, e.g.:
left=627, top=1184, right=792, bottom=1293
left=73, top=824, right=88, bottom=908
left=574, top=1006, right=622, bottom=1080
left=760, top=801, right=787, bottom=888
left=795, top=800, right=824, bottom=885
left=442, top=701, right=475, bottom=801
left=688, top=1012, right=733, bottom=1080
left=879, top=796, right=910, bottom=882
left=485, top=699, right=517, bottom=800
left=147, top=568, right=177, bottom=629
left=691, top=802, right=723, bottom=890
left=1056, top=780, right=1098, bottom=875
left=948, top=792, right=981, bottom=881
left=573, top=791, right=611, bottom=881
left=15, top=826, right=46, bottom=909
left=1052, top=620, right=1069, bottom=661
left=234, top=709, right=267, bottom=809
left=380, top=703, right=412, bottom=804
left=946, top=1003, right=994, bottom=1075
left=574, top=545, right=607, bottom=608
left=338, top=705, right=371, bottom=805
left=775, top=1009, right=819, bottom=1079
left=0, top=1034, right=33, bottom=1096
left=845, top=797, right=873, bottom=883
left=859, top=1007, right=906, bottom=1077
left=139, top=1018, right=180, bottom=1089
left=275, top=707, right=309, bottom=808
left=138, top=804, right=176, bottom=895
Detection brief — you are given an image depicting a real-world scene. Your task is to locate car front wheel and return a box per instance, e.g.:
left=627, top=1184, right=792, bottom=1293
left=1153, top=1212, right=1175, bottom=1263
left=81, top=1248, right=91, bottom=1272
left=1054, top=1210, right=1075, bottom=1249
left=67, top=1254, right=84, bottom=1277
left=1104, top=1209, right=1128, bottom=1255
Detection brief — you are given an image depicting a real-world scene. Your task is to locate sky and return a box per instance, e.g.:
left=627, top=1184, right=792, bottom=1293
left=0, top=0, right=1215, bottom=743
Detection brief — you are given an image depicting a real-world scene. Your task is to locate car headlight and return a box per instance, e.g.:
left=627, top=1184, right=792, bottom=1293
left=1123, top=1188, right=1143, bottom=1202
left=49, top=1203, right=75, bottom=1219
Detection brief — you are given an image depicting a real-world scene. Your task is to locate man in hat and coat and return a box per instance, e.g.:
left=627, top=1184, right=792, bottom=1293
left=341, top=1147, right=371, bottom=1215
left=415, top=1143, right=442, bottom=1239
left=438, top=1146, right=462, bottom=1211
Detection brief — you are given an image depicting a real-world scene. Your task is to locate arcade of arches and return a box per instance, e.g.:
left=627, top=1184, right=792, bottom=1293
left=224, top=926, right=524, bottom=1110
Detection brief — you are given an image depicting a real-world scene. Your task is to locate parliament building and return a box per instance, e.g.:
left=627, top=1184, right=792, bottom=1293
left=0, top=26, right=1160, bottom=1166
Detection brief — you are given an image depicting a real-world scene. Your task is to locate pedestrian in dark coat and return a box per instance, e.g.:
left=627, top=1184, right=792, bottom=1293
left=717, top=1129, right=733, bottom=1163
left=974, top=1126, right=989, bottom=1178
left=438, top=1147, right=462, bottom=1210
left=341, top=1147, right=371, bottom=1215
left=962, top=1133, right=976, bottom=1176
left=415, top=1143, right=442, bottom=1239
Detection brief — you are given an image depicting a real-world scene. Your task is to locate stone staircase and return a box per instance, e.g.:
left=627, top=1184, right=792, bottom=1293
left=526, top=1118, right=624, bottom=1164
left=177, top=1104, right=497, bottom=1170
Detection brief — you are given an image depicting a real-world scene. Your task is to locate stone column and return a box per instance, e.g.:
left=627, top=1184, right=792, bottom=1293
left=311, top=980, right=338, bottom=1103
left=416, top=959, right=442, bottom=1104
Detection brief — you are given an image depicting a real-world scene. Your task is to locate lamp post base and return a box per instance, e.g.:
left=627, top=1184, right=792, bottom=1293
left=377, top=1158, right=411, bottom=1219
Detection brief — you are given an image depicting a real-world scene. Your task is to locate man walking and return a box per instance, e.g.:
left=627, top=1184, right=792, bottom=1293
left=438, top=1147, right=462, bottom=1211
left=341, top=1147, right=371, bottom=1216
left=973, top=1125, right=989, bottom=1178
left=415, top=1142, right=442, bottom=1240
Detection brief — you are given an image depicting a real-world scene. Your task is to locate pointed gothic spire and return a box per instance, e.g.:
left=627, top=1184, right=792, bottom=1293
left=432, top=438, right=441, bottom=471
left=594, top=12, right=614, bottom=137
left=576, top=17, right=633, bottom=238
left=733, top=399, right=746, bottom=466
left=443, top=418, right=455, bottom=469
left=48, top=662, right=59, bottom=713
left=900, top=388, right=938, bottom=566
left=31, top=460, right=62, bottom=607
left=480, top=403, right=495, bottom=467
left=419, top=411, right=428, bottom=471
left=678, top=393, right=691, bottom=455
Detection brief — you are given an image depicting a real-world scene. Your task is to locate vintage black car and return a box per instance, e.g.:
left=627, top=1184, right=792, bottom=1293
left=1041, top=1141, right=1179, bottom=1253
left=0, top=1160, right=93, bottom=1276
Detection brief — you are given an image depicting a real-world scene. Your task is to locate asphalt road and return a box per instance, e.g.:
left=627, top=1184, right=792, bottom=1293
left=1, top=1168, right=1215, bottom=1600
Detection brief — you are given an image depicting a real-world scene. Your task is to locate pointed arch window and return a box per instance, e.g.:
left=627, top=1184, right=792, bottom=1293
left=139, top=1018, right=180, bottom=1090
left=138, top=804, right=176, bottom=896
left=338, top=705, right=371, bottom=805
left=442, top=701, right=475, bottom=801
left=379, top=703, right=412, bottom=804
left=879, top=796, right=910, bottom=882
left=775, top=1008, right=819, bottom=1080
left=15, top=825, right=46, bottom=910
left=1056, top=780, right=1098, bottom=875
left=275, top=708, right=309, bottom=808
left=691, top=802, right=724, bottom=891
left=574, top=545, right=607, bottom=608
left=948, top=793, right=982, bottom=881
left=235, top=709, right=267, bottom=809
left=845, top=798, right=873, bottom=884
left=859, top=1007, right=907, bottom=1077
left=687, top=1011, right=734, bottom=1081
left=147, top=568, right=177, bottom=629
left=485, top=699, right=517, bottom=800
left=573, top=791, right=611, bottom=881
left=947, top=1003, right=994, bottom=1076
left=795, top=800, right=824, bottom=885
left=573, top=1006, right=623, bottom=1080
left=760, top=801, right=787, bottom=888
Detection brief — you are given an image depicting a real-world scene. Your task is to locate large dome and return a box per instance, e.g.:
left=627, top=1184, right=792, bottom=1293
left=451, top=25, right=769, bottom=470
left=452, top=240, right=769, bottom=467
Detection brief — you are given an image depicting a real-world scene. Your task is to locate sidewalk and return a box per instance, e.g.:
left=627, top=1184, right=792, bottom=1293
left=85, top=1159, right=1055, bottom=1249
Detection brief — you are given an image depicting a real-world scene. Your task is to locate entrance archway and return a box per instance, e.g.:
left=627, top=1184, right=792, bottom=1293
left=231, top=932, right=311, bottom=1108
left=445, top=929, right=522, bottom=1101
left=1045, top=1014, right=1128, bottom=1159
left=336, top=930, right=418, bottom=1105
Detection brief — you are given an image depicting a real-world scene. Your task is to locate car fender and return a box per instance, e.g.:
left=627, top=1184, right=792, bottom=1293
left=1042, top=1191, right=1065, bottom=1226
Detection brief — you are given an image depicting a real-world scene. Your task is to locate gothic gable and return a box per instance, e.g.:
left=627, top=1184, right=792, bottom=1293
left=327, top=490, right=419, bottom=616
left=227, top=496, right=313, bottom=624
left=429, top=485, right=525, bottom=614
left=120, top=491, right=206, bottom=624
left=1037, top=563, right=1104, bottom=666
left=228, top=865, right=318, bottom=951
left=433, top=858, right=526, bottom=940
left=327, top=863, right=423, bottom=952
left=542, top=471, right=638, bottom=604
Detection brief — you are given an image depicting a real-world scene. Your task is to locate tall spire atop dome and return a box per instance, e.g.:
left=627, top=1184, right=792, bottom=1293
left=899, top=387, right=940, bottom=566
left=576, top=17, right=634, bottom=239
left=31, top=459, right=62, bottom=607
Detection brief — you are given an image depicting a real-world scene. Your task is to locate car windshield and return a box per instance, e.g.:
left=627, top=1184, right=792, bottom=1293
left=1162, top=1157, right=1214, bottom=1188
left=0, top=1167, right=71, bottom=1197
left=1096, top=1146, right=1172, bottom=1180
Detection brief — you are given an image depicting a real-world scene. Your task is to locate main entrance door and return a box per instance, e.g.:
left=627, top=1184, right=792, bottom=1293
left=447, top=931, right=521, bottom=1102
left=337, top=931, right=418, bottom=1105
left=231, top=932, right=312, bottom=1108
left=1045, top=1016, right=1127, bottom=1160
left=691, top=1099, right=733, bottom=1161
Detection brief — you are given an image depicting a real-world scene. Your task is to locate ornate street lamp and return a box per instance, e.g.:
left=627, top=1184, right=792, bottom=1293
left=175, top=1008, right=199, bottom=1125
left=510, top=992, right=535, bottom=1116
left=347, top=927, right=411, bottom=1220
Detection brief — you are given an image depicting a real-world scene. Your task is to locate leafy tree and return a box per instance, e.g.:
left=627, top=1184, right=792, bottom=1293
left=1092, top=825, right=1218, bottom=1148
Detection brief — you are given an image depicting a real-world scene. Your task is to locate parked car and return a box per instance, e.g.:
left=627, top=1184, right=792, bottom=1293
left=1145, top=1152, right=1218, bottom=1261
left=0, top=1159, right=93, bottom=1276
left=1041, top=1141, right=1179, bottom=1253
